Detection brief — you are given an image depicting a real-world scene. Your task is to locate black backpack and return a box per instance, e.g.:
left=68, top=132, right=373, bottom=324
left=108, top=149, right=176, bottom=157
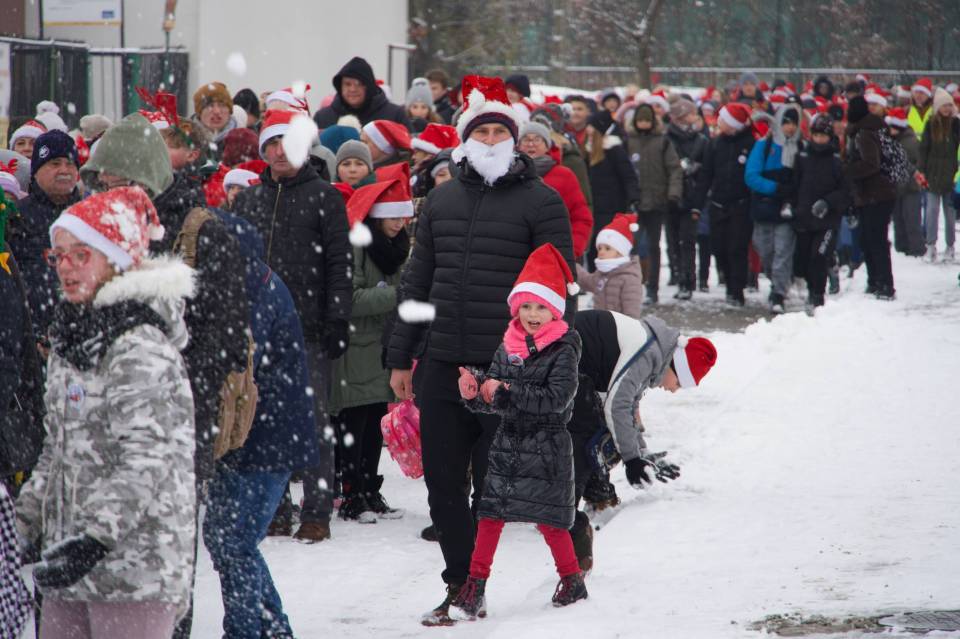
left=876, top=129, right=912, bottom=187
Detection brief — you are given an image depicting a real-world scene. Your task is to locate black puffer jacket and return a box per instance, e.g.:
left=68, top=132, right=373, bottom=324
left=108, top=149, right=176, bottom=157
left=587, top=135, right=640, bottom=225
left=792, top=142, right=852, bottom=232
left=466, top=329, right=581, bottom=529
left=667, top=123, right=709, bottom=211
left=151, top=173, right=250, bottom=480
left=313, top=57, right=409, bottom=129
left=692, top=127, right=755, bottom=218
left=7, top=183, right=81, bottom=341
left=386, top=154, right=576, bottom=369
left=233, top=163, right=352, bottom=343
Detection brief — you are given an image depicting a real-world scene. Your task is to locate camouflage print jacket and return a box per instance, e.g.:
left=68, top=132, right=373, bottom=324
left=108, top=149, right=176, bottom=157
left=16, top=256, right=197, bottom=611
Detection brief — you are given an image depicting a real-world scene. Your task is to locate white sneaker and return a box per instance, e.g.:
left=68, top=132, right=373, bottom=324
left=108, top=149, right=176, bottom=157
left=943, top=246, right=955, bottom=263
left=925, top=245, right=938, bottom=263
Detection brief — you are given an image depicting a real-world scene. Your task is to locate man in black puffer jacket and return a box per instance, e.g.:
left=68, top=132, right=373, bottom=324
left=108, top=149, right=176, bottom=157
left=386, top=76, right=575, bottom=625
left=313, top=56, right=409, bottom=129
left=234, top=109, right=353, bottom=543
left=692, top=102, right=756, bottom=305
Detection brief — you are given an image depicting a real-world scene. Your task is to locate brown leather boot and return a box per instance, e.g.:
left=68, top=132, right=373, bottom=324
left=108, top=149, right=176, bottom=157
left=293, top=520, right=331, bottom=543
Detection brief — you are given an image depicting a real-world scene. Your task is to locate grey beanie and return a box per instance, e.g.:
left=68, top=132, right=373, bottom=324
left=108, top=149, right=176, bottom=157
left=670, top=98, right=697, bottom=121
left=406, top=82, right=435, bottom=111
left=519, top=121, right=553, bottom=148
left=336, top=139, right=373, bottom=172
left=740, top=71, right=759, bottom=87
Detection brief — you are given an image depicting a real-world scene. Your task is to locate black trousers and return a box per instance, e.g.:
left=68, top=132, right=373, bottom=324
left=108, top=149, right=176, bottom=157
left=336, top=402, right=387, bottom=497
left=857, top=200, right=895, bottom=291
left=418, top=359, right=500, bottom=585
left=710, top=206, right=753, bottom=300
left=697, top=234, right=712, bottom=286
left=635, top=210, right=665, bottom=293
left=795, top=227, right=838, bottom=299
left=667, top=209, right=699, bottom=291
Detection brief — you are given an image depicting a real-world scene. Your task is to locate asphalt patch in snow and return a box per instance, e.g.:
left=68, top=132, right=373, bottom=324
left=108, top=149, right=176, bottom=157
left=879, top=610, right=960, bottom=632
left=749, top=613, right=886, bottom=635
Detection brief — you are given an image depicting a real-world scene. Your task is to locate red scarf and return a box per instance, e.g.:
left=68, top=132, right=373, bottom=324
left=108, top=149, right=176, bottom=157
left=502, top=318, right=569, bottom=361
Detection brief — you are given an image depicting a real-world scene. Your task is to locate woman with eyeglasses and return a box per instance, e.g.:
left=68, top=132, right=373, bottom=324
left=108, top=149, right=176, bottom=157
left=16, top=186, right=197, bottom=639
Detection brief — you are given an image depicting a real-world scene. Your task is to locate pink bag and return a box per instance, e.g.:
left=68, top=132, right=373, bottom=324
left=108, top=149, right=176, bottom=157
left=380, top=399, right=423, bottom=479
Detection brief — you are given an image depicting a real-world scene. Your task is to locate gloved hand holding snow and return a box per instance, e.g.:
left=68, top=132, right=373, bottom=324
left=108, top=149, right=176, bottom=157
left=626, top=452, right=681, bottom=488
left=34, top=534, right=109, bottom=589
left=480, top=378, right=502, bottom=404
left=458, top=367, right=478, bottom=400
left=624, top=457, right=654, bottom=488
left=812, top=199, right=829, bottom=219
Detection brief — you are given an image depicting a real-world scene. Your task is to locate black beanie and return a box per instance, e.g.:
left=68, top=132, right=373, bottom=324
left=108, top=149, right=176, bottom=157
left=233, top=88, right=260, bottom=119
left=847, top=96, right=869, bottom=124
left=588, top=110, right=614, bottom=133
left=782, top=108, right=800, bottom=126
left=31, top=130, right=79, bottom=176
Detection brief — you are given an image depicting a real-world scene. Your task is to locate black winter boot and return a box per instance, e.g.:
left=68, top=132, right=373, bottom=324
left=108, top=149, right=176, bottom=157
left=421, top=583, right=462, bottom=626
left=583, top=470, right=620, bottom=512
left=338, top=495, right=376, bottom=524
left=570, top=512, right=594, bottom=572
left=366, top=475, right=403, bottom=519
left=450, top=576, right=487, bottom=620
left=552, top=572, right=589, bottom=607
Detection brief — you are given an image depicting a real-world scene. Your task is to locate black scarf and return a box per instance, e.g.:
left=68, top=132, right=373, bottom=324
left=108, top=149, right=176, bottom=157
left=49, top=300, right=167, bottom=371
left=532, top=154, right=556, bottom=178
left=365, top=222, right=409, bottom=276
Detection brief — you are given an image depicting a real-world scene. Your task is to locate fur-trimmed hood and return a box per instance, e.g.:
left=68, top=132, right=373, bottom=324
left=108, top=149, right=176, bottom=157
left=94, top=255, right=195, bottom=350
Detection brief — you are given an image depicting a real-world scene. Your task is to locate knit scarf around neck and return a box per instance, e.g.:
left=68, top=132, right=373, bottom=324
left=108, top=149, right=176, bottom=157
left=502, top=318, right=569, bottom=361
left=49, top=300, right=167, bottom=371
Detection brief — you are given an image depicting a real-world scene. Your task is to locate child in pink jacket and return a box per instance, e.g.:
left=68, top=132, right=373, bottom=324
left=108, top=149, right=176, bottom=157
left=576, top=213, right=645, bottom=318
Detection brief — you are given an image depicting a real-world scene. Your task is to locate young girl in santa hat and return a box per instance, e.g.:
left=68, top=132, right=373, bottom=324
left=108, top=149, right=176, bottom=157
left=576, top=212, right=645, bottom=319
left=452, top=243, right=587, bottom=621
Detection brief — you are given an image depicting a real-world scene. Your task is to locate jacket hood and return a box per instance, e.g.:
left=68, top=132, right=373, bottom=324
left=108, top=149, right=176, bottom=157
left=847, top=112, right=885, bottom=134
left=814, top=76, right=834, bottom=99
left=93, top=255, right=195, bottom=350
left=332, top=56, right=383, bottom=111
left=81, top=113, right=174, bottom=198
left=609, top=312, right=679, bottom=387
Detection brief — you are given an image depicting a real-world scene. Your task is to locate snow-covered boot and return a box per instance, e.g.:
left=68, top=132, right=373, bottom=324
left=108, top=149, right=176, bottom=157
left=421, top=583, right=462, bottom=627
left=450, top=576, right=487, bottom=620
left=943, top=245, right=955, bottom=263
left=421, top=524, right=439, bottom=542
left=583, top=471, right=619, bottom=512
left=367, top=475, right=403, bottom=519
left=338, top=495, right=376, bottom=524
left=552, top=572, right=589, bottom=607
left=769, top=293, right=785, bottom=315
left=925, top=244, right=938, bottom=263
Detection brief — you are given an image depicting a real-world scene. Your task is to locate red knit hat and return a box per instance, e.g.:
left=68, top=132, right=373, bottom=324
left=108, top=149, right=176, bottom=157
left=362, top=120, right=411, bottom=155
left=266, top=83, right=311, bottom=113
left=49, top=186, right=163, bottom=271
left=912, top=77, right=933, bottom=97
left=258, top=109, right=297, bottom=156
left=596, top=213, right=639, bottom=257
left=346, top=173, right=413, bottom=247
left=507, top=243, right=578, bottom=320
left=456, top=75, right=522, bottom=141
left=718, top=103, right=752, bottom=131
left=885, top=107, right=909, bottom=129
left=412, top=123, right=460, bottom=155
left=672, top=336, right=717, bottom=388
left=222, top=128, right=260, bottom=166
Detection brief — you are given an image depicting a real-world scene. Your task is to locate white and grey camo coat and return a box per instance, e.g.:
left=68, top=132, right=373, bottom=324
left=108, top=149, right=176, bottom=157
left=16, top=256, right=197, bottom=613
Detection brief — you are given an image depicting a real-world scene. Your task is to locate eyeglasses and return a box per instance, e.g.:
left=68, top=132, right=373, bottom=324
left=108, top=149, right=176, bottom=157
left=43, top=246, right=93, bottom=268
left=95, top=175, right=136, bottom=191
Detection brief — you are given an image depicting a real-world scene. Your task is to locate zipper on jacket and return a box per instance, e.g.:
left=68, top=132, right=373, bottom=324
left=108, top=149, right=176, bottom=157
left=266, top=183, right=283, bottom=263
left=458, top=185, right=486, bottom=357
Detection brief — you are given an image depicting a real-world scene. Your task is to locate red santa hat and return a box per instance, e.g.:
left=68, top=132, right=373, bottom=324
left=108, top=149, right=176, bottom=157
left=223, top=168, right=260, bottom=190
left=411, top=123, right=460, bottom=155
left=864, top=85, right=888, bottom=107
left=718, top=103, right=752, bottom=131
left=759, top=81, right=770, bottom=93
left=374, top=160, right=411, bottom=184
left=0, top=158, right=24, bottom=200
left=645, top=89, right=670, bottom=112
left=456, top=75, right=523, bottom=141
left=9, top=120, right=47, bottom=148
left=507, top=243, right=578, bottom=320
left=911, top=77, right=933, bottom=97
left=136, top=87, right=179, bottom=130
left=49, top=186, right=163, bottom=271
left=258, top=109, right=297, bottom=157
left=346, top=172, right=413, bottom=247
left=266, top=83, right=311, bottom=113
left=595, top=213, right=639, bottom=258
left=362, top=120, right=412, bottom=156
left=885, top=107, right=909, bottom=129
left=672, top=336, right=718, bottom=388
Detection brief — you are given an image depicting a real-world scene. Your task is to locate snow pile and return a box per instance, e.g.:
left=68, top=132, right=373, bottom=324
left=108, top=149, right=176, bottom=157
left=189, top=252, right=959, bottom=638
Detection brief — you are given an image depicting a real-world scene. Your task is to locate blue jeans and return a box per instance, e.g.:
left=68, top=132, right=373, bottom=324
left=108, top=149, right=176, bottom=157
left=203, top=465, right=293, bottom=639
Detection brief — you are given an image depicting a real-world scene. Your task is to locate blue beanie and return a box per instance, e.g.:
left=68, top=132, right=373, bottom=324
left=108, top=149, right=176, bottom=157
left=31, top=130, right=79, bottom=176
left=319, top=125, right=360, bottom=154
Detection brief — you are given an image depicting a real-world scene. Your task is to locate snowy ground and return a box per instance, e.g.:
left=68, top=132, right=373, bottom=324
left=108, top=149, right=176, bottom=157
left=187, top=251, right=960, bottom=638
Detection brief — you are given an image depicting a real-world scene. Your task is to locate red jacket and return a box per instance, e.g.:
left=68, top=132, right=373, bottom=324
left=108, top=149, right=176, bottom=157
left=542, top=154, right=593, bottom=258
left=204, top=163, right=230, bottom=208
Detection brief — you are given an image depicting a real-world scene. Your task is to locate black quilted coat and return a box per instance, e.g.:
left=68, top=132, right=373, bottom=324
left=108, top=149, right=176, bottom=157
left=466, top=329, right=581, bottom=529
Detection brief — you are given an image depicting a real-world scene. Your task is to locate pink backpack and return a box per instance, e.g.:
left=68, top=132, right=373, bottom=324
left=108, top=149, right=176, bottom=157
left=380, top=398, right=423, bottom=479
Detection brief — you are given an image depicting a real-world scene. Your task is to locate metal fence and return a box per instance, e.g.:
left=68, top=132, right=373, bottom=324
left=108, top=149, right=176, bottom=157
left=3, top=36, right=188, bottom=132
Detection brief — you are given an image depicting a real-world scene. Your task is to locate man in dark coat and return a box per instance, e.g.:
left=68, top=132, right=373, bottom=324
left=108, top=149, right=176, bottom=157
left=313, top=57, right=409, bottom=129
left=386, top=76, right=576, bottom=625
left=233, top=110, right=353, bottom=543
left=7, top=130, right=82, bottom=342
left=692, top=103, right=757, bottom=306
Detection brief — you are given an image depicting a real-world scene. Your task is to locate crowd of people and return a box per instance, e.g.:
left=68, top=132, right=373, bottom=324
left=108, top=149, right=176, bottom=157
left=1, top=54, right=957, bottom=636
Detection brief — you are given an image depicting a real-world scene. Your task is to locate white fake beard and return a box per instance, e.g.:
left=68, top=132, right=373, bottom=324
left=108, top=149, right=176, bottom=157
left=462, top=138, right=516, bottom=186
left=594, top=256, right=631, bottom=273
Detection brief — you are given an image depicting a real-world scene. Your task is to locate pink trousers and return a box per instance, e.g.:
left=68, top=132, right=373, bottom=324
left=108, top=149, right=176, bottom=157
left=40, top=599, right=178, bottom=639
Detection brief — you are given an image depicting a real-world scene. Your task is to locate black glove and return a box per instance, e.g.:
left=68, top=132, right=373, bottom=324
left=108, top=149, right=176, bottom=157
left=625, top=452, right=681, bottom=487
left=323, top=320, right=350, bottom=360
left=34, top=535, right=109, bottom=589
left=647, top=451, right=681, bottom=481
left=811, top=199, right=829, bottom=219
left=624, top=457, right=654, bottom=487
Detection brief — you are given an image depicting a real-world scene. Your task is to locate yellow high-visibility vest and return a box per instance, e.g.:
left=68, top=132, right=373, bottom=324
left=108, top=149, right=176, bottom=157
left=908, top=105, right=931, bottom=139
